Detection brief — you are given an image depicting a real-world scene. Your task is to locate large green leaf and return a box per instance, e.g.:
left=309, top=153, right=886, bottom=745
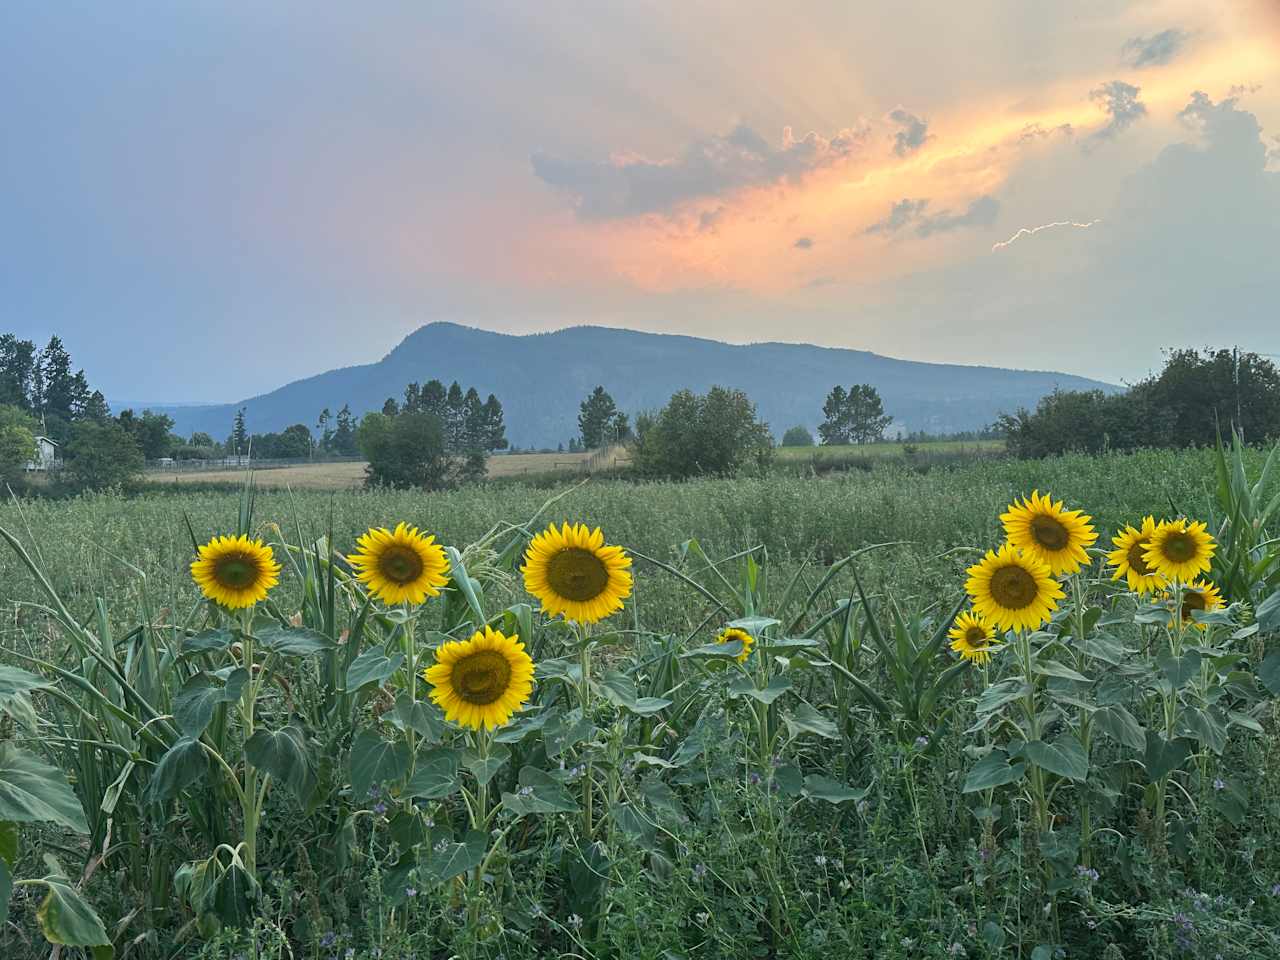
left=1094, top=705, right=1145, bottom=753
left=145, top=737, right=209, bottom=804
left=255, top=625, right=337, bottom=657
left=386, top=694, right=445, bottom=743
left=423, top=829, right=486, bottom=882
left=181, top=628, right=235, bottom=655
left=245, top=726, right=317, bottom=804
left=173, top=669, right=248, bottom=738
left=598, top=671, right=671, bottom=716
left=0, top=665, right=49, bottom=728
left=462, top=744, right=510, bottom=786
left=1258, top=651, right=1280, bottom=697
left=680, top=640, right=745, bottom=660
left=0, top=745, right=88, bottom=833
left=345, top=648, right=405, bottom=692
left=36, top=857, right=113, bottom=959
left=349, top=728, right=409, bottom=798
left=1022, top=735, right=1088, bottom=782
left=782, top=702, right=838, bottom=740
left=501, top=766, right=579, bottom=815
left=963, top=750, right=1026, bottom=793
left=802, top=775, right=871, bottom=804
left=1257, top=589, right=1280, bottom=632
left=1144, top=732, right=1193, bottom=780
left=727, top=674, right=792, bottom=704
left=404, top=748, right=461, bottom=800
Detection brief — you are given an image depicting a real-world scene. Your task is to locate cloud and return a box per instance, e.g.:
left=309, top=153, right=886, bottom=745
left=991, top=219, right=1102, bottom=252
left=793, top=236, right=814, bottom=249
left=915, top=195, right=1000, bottom=236
left=865, top=196, right=999, bottom=237
left=1087, top=81, right=1147, bottom=144
left=1120, top=29, right=1189, bottom=68
left=532, top=122, right=869, bottom=218
left=864, top=198, right=930, bottom=234
left=888, top=108, right=931, bottom=156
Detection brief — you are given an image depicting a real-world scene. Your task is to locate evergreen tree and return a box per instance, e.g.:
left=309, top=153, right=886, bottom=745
left=315, top=408, right=332, bottom=450
left=382, top=396, right=400, bottom=417
left=81, top=390, right=111, bottom=422
left=578, top=386, right=620, bottom=449
left=482, top=395, right=507, bottom=451
left=37, top=335, right=89, bottom=423
left=332, top=404, right=358, bottom=455
left=0, top=334, right=37, bottom=410
left=818, top=384, right=892, bottom=445
left=232, top=408, right=249, bottom=454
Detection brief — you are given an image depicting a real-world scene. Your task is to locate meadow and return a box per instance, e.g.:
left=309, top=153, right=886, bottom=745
left=1, top=444, right=1279, bottom=959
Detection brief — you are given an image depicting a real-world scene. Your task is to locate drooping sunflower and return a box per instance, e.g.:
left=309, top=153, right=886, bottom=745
left=522, top=522, right=632, bottom=624
left=1143, top=519, right=1216, bottom=583
left=347, top=523, right=450, bottom=605
left=1107, top=516, right=1167, bottom=594
left=715, top=627, right=755, bottom=663
left=1000, top=490, right=1098, bottom=576
left=424, top=626, right=535, bottom=730
left=191, top=534, right=281, bottom=609
left=965, top=544, right=1064, bottom=632
left=948, top=610, right=997, bottom=666
left=1171, top=580, right=1224, bottom=630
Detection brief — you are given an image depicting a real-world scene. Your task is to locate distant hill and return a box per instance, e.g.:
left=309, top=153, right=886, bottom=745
left=158, top=323, right=1117, bottom=447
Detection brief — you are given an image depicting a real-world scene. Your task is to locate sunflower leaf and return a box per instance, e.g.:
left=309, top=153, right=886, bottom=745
left=173, top=669, right=248, bottom=738
left=349, top=729, right=409, bottom=798
left=255, top=625, right=336, bottom=657
left=0, top=745, right=88, bottom=833
left=802, top=775, right=871, bottom=805
left=345, top=648, right=405, bottom=692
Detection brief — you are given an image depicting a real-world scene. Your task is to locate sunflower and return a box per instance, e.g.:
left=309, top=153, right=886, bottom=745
left=424, top=626, right=535, bottom=730
left=948, top=610, right=997, bottom=665
left=965, top=544, right=1064, bottom=632
left=347, top=523, right=450, bottom=605
left=190, top=534, right=281, bottom=609
left=1170, top=580, right=1224, bottom=629
left=1000, top=490, right=1098, bottom=576
left=715, top=627, right=755, bottom=663
left=1143, top=519, right=1216, bottom=583
left=521, top=522, right=632, bottom=624
left=1107, top=516, right=1167, bottom=594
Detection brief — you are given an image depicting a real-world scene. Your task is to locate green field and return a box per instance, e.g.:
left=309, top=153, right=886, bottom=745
left=775, top=438, right=1005, bottom=461
left=2, top=446, right=1279, bottom=958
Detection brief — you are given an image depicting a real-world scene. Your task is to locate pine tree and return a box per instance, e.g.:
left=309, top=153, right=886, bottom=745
left=578, top=386, right=620, bottom=449
left=232, top=408, right=249, bottom=454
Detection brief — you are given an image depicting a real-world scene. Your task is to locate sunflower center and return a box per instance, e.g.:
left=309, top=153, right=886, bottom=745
left=1181, top=591, right=1207, bottom=620
left=989, top=565, right=1038, bottom=610
left=214, top=554, right=260, bottom=590
left=452, top=650, right=513, bottom=705
left=1162, top=531, right=1196, bottom=563
left=546, top=548, right=610, bottom=602
left=1127, top=541, right=1152, bottom=575
left=378, top=545, right=425, bottom=585
left=1030, top=515, right=1070, bottom=551
left=964, top=626, right=989, bottom=647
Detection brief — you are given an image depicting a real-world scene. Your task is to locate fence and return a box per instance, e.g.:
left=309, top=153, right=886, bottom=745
left=144, top=456, right=363, bottom=474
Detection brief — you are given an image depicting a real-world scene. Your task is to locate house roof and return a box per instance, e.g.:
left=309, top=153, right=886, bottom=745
left=34, top=436, right=59, bottom=445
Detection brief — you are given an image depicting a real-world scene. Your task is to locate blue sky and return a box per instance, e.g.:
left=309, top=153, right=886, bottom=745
left=2, top=2, right=1278, bottom=403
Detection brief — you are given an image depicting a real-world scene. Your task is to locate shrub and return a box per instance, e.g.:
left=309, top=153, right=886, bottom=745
left=633, top=385, right=773, bottom=479
left=781, top=425, right=814, bottom=447
left=62, top=418, right=145, bottom=491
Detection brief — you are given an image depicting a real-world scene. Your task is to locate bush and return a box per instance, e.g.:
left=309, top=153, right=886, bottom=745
left=633, top=385, right=773, bottom=479
left=63, top=419, right=145, bottom=491
left=781, top=425, right=814, bottom=447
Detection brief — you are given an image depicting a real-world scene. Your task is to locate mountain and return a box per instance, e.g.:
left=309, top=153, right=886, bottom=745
left=158, top=323, right=1117, bottom=447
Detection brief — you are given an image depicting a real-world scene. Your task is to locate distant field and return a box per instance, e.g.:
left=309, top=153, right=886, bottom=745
left=776, top=438, right=1004, bottom=460
left=141, top=450, right=601, bottom=490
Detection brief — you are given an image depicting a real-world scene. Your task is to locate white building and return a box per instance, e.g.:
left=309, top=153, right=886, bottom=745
left=25, top=436, right=61, bottom=471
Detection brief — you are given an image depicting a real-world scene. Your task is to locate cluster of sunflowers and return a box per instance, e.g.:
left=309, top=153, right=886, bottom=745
left=190, top=521, right=635, bottom=731
left=948, top=490, right=1221, bottom=666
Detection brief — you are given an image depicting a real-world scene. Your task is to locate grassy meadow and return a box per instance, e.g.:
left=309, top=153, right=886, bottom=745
left=2, top=445, right=1279, bottom=959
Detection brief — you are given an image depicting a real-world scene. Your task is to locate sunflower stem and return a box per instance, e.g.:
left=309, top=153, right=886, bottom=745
left=238, top=605, right=261, bottom=881
left=576, top=620, right=595, bottom=838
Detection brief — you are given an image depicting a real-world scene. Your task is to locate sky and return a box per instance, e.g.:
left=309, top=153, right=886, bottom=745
left=2, top=1, right=1279, bottom=403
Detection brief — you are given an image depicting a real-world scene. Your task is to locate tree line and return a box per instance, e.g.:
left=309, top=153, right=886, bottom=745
left=998, top=348, right=1280, bottom=458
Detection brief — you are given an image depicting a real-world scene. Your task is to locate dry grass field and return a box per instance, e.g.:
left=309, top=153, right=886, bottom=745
left=142, top=450, right=602, bottom=489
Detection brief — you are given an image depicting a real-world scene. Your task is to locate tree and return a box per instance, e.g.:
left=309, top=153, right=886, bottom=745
left=781, top=425, right=815, bottom=447
left=633, top=386, right=773, bottom=479
left=81, top=390, right=111, bottom=422
left=117, top=409, right=176, bottom=460
left=315, top=408, right=332, bottom=451
left=231, top=408, right=249, bottom=454
left=63, top=419, right=144, bottom=492
left=481, top=395, right=508, bottom=451
left=277, top=424, right=313, bottom=459
left=359, top=411, right=454, bottom=490
left=0, top=405, right=37, bottom=483
left=1133, top=348, right=1280, bottom=446
left=578, top=386, right=620, bottom=449
left=331, top=405, right=358, bottom=456
left=36, top=336, right=90, bottom=424
left=818, top=384, right=893, bottom=445
left=0, top=334, right=37, bottom=410
left=381, top=397, right=400, bottom=417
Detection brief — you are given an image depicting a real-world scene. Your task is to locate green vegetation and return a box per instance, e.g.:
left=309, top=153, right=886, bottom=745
left=632, top=385, right=773, bottom=479
left=781, top=425, right=815, bottom=447
left=577, top=386, right=630, bottom=450
left=1000, top=348, right=1280, bottom=457
left=818, top=383, right=893, bottom=445
left=1, top=443, right=1279, bottom=958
